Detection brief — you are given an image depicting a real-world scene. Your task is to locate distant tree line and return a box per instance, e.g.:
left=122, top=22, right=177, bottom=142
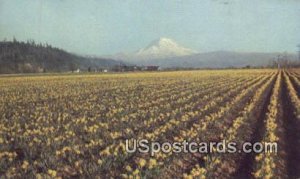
left=267, top=52, right=300, bottom=69
left=0, top=38, right=122, bottom=74
left=0, top=38, right=80, bottom=73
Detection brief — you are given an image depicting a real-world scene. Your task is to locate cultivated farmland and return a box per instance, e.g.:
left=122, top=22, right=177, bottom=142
left=0, top=69, right=299, bottom=178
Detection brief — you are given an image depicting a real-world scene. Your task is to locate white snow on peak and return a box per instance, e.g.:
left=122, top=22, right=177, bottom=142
left=134, top=37, right=197, bottom=60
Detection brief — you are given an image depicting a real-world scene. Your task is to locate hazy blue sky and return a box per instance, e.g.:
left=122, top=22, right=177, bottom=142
left=0, top=0, right=299, bottom=55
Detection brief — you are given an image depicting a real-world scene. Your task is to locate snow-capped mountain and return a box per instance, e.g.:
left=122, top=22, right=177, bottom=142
left=111, top=37, right=296, bottom=68
left=114, top=37, right=197, bottom=62
left=135, top=37, right=196, bottom=59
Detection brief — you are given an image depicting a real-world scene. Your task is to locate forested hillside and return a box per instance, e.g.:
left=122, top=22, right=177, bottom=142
left=0, top=39, right=123, bottom=74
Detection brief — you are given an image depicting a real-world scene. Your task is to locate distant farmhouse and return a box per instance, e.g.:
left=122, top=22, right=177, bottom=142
left=144, top=66, right=160, bottom=71
left=72, top=65, right=159, bottom=73
left=110, top=65, right=159, bottom=72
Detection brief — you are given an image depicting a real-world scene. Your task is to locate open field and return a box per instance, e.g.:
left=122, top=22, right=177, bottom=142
left=0, top=69, right=299, bottom=178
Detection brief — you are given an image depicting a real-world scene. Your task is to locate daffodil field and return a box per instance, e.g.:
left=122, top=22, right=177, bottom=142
left=0, top=69, right=299, bottom=178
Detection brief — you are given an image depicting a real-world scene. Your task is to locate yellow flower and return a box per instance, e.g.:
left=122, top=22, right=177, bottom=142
left=100, top=148, right=110, bottom=156
left=48, top=169, right=57, bottom=177
left=36, top=174, right=43, bottom=179
left=97, top=159, right=103, bottom=165
left=148, top=159, right=157, bottom=169
left=74, top=149, right=81, bottom=155
left=183, top=174, right=193, bottom=179
left=125, top=165, right=132, bottom=172
left=138, top=158, right=146, bottom=168
left=255, top=154, right=263, bottom=161
left=132, top=169, right=139, bottom=175
left=121, top=174, right=129, bottom=178
left=21, top=160, right=29, bottom=170
left=253, top=170, right=261, bottom=178
left=56, top=150, right=61, bottom=156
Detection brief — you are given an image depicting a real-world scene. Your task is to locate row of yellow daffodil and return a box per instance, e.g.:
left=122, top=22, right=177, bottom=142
left=283, top=71, right=300, bottom=116
left=253, top=71, right=286, bottom=179
left=180, top=73, right=275, bottom=178
left=203, top=72, right=277, bottom=178
left=122, top=73, right=273, bottom=178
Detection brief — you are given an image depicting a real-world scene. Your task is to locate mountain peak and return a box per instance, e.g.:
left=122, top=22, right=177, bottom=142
left=136, top=37, right=197, bottom=60
left=145, top=37, right=178, bottom=49
left=114, top=37, right=197, bottom=62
